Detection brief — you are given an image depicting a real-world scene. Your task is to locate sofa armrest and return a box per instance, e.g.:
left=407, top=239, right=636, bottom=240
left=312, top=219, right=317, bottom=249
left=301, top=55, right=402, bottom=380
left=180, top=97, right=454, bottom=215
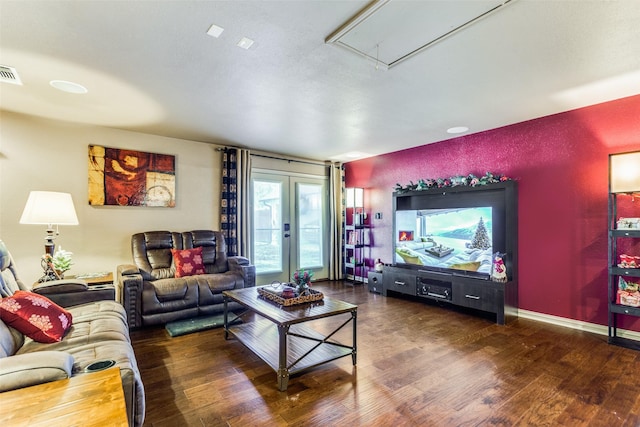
left=0, top=351, right=74, bottom=392
left=31, top=279, right=88, bottom=294
left=228, top=257, right=256, bottom=288
left=117, top=264, right=143, bottom=329
left=31, top=278, right=118, bottom=308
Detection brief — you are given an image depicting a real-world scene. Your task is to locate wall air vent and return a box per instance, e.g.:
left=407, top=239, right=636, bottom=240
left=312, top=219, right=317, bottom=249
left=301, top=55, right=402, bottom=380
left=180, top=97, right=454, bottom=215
left=0, top=65, right=23, bottom=85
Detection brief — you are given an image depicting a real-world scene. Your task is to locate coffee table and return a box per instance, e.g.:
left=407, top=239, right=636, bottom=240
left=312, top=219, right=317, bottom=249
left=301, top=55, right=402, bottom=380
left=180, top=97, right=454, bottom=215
left=223, top=287, right=357, bottom=391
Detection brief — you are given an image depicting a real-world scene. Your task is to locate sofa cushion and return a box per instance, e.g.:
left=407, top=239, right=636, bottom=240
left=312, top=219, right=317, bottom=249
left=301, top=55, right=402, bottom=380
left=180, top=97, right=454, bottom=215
left=0, top=291, right=72, bottom=343
left=171, top=247, right=206, bottom=278
left=141, top=279, right=198, bottom=315
left=0, top=350, right=74, bottom=392
left=131, top=231, right=180, bottom=281
left=182, top=230, right=228, bottom=273
left=0, top=262, right=25, bottom=298
left=17, top=314, right=130, bottom=354
left=67, top=300, right=128, bottom=324
left=0, top=240, right=29, bottom=298
left=192, top=273, right=241, bottom=307
left=0, top=318, right=24, bottom=357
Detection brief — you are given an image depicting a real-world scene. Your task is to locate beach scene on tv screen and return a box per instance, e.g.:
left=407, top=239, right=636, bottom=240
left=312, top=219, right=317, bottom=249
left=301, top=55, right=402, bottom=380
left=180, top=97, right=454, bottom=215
left=395, top=207, right=493, bottom=274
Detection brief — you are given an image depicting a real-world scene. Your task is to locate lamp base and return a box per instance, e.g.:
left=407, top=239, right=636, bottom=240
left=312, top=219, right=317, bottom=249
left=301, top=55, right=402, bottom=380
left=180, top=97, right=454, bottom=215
left=45, top=227, right=56, bottom=257
left=38, top=256, right=61, bottom=283
left=37, top=271, right=60, bottom=283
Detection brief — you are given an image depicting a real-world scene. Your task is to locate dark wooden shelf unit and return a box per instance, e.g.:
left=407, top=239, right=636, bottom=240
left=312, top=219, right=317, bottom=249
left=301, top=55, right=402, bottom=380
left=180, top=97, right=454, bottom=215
left=344, top=224, right=369, bottom=283
left=386, top=181, right=518, bottom=325
left=607, top=192, right=640, bottom=349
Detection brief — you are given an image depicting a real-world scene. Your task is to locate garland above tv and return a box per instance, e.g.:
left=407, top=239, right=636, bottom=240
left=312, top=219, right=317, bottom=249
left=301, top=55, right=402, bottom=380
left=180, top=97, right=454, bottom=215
left=394, top=172, right=512, bottom=194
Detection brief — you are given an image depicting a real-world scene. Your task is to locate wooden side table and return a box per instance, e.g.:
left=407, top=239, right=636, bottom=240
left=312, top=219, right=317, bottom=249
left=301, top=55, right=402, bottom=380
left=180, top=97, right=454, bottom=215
left=0, top=367, right=128, bottom=426
left=69, top=271, right=113, bottom=285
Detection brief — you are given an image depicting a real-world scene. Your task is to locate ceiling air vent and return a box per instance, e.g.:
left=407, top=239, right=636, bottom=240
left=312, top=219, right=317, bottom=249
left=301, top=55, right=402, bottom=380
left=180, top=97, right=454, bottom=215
left=0, top=65, right=23, bottom=85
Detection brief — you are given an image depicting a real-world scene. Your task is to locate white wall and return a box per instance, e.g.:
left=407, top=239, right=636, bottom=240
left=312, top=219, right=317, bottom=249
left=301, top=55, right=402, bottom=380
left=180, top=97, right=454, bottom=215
left=0, top=111, right=221, bottom=283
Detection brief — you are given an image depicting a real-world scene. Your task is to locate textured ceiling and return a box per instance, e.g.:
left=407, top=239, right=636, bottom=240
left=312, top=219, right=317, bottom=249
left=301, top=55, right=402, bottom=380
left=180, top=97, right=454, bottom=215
left=1, top=0, right=639, bottom=161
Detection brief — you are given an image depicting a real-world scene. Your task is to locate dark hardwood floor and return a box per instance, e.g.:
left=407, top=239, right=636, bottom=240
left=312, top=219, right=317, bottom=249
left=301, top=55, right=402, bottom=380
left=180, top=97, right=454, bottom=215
left=131, top=281, right=640, bottom=426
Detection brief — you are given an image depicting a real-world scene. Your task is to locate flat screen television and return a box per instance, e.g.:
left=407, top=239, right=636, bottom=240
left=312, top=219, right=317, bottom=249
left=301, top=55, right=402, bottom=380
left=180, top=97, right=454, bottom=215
left=395, top=207, right=493, bottom=274
left=392, top=182, right=517, bottom=280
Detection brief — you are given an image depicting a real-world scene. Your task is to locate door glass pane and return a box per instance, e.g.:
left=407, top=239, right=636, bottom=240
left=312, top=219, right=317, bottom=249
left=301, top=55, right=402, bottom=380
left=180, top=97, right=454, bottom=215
left=297, top=183, right=323, bottom=269
left=253, top=180, right=282, bottom=274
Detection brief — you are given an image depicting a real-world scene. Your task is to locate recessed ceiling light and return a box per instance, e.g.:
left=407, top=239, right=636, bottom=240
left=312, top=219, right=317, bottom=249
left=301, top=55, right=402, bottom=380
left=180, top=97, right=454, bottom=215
left=237, top=37, right=254, bottom=50
left=50, top=80, right=87, bottom=94
left=207, top=24, right=224, bottom=38
left=447, top=126, right=469, bottom=134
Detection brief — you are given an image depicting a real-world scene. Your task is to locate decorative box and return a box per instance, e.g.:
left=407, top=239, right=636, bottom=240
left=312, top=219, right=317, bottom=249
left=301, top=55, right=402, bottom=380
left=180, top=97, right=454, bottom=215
left=617, top=290, right=640, bottom=307
left=618, top=276, right=639, bottom=292
left=619, top=254, right=640, bottom=269
left=617, top=217, right=640, bottom=230
left=257, top=284, right=324, bottom=307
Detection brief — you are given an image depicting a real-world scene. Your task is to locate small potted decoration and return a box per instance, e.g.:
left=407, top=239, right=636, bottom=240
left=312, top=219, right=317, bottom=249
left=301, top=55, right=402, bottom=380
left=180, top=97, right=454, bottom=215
left=51, top=247, right=74, bottom=278
left=292, top=269, right=314, bottom=295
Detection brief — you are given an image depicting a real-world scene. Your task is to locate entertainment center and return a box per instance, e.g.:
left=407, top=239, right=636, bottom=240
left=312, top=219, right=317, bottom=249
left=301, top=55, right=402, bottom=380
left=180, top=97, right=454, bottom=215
left=383, top=180, right=518, bottom=325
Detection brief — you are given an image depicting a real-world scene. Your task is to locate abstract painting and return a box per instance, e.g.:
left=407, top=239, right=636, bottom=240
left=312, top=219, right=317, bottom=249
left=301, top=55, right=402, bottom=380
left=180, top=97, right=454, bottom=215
left=88, top=145, right=176, bottom=207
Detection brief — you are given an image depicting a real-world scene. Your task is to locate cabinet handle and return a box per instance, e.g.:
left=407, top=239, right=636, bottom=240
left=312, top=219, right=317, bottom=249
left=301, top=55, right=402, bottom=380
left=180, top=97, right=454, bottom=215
left=428, top=292, right=448, bottom=299
left=394, top=281, right=406, bottom=286
left=465, top=294, right=481, bottom=300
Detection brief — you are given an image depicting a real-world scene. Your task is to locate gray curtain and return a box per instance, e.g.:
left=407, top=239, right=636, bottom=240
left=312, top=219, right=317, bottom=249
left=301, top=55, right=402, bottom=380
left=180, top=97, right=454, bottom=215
left=328, top=162, right=344, bottom=280
left=237, top=149, right=251, bottom=257
left=220, top=148, right=251, bottom=257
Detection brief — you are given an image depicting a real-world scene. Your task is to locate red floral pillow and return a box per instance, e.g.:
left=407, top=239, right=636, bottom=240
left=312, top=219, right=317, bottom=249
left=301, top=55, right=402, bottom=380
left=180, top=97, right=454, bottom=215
left=0, top=291, right=73, bottom=343
left=171, top=247, right=206, bottom=278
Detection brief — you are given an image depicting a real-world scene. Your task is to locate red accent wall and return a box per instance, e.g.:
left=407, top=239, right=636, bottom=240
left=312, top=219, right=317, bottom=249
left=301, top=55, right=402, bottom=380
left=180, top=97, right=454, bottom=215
left=345, top=94, right=640, bottom=328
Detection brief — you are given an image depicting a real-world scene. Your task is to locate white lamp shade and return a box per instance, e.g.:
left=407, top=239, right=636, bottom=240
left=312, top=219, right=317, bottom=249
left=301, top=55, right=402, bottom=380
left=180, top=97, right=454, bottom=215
left=610, top=151, right=640, bottom=193
left=20, top=191, right=79, bottom=225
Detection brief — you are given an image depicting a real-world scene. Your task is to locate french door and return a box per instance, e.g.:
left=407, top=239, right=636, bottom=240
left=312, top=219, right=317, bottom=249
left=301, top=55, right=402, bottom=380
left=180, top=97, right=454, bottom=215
left=251, top=171, right=328, bottom=285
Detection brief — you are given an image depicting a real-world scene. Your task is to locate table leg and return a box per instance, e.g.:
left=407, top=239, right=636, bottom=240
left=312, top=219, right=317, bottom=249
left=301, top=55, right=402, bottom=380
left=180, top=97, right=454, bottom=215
left=352, top=309, right=357, bottom=365
left=277, top=323, right=290, bottom=391
left=223, top=295, right=229, bottom=340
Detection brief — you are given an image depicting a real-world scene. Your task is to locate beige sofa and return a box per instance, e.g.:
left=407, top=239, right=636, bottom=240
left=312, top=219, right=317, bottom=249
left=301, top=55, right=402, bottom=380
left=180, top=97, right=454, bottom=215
left=117, top=230, right=255, bottom=328
left=0, top=241, right=145, bottom=427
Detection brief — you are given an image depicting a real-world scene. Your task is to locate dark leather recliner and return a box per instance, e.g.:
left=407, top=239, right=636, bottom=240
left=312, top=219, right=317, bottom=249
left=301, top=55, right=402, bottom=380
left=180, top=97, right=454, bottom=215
left=117, top=230, right=255, bottom=328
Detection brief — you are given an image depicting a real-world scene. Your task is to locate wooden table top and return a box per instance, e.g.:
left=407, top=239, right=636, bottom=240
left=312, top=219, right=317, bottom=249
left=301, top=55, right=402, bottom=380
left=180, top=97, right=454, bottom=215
left=69, top=271, right=114, bottom=285
left=0, top=367, right=128, bottom=427
left=224, top=286, right=357, bottom=326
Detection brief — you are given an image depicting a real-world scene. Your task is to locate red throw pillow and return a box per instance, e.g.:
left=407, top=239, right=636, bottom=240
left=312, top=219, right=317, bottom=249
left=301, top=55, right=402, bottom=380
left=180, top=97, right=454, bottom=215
left=171, top=247, right=206, bottom=278
left=0, top=291, right=73, bottom=343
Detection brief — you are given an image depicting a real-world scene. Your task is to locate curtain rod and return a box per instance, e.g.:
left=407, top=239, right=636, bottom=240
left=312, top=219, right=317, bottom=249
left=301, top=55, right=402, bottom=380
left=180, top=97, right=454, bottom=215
left=251, top=153, right=329, bottom=167
left=216, top=146, right=335, bottom=167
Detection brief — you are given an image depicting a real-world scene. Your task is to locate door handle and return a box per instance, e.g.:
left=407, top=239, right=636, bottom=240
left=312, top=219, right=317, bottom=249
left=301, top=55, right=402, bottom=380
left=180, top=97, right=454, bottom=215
left=284, top=233, right=290, bottom=238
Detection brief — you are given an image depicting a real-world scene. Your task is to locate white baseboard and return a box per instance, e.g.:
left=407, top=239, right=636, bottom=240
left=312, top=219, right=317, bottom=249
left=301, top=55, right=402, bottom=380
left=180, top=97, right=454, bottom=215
left=518, top=308, right=640, bottom=341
